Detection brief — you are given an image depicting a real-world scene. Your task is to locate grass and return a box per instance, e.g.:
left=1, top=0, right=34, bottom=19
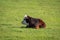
left=0, top=0, right=60, bottom=40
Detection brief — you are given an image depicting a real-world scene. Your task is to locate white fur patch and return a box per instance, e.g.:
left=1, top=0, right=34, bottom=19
left=24, top=15, right=27, bottom=17
left=22, top=20, right=29, bottom=25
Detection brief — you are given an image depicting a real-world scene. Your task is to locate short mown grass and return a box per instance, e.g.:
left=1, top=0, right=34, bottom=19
left=0, top=0, right=60, bottom=40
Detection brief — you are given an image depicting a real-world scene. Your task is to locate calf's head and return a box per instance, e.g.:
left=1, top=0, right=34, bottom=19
left=22, top=15, right=31, bottom=25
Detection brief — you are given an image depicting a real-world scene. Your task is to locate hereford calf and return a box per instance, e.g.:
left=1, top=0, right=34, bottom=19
left=22, top=15, right=46, bottom=29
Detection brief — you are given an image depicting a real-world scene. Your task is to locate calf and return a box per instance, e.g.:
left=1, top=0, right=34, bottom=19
left=22, top=15, right=46, bottom=29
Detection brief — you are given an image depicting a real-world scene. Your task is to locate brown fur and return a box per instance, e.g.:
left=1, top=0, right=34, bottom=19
left=24, top=16, right=46, bottom=29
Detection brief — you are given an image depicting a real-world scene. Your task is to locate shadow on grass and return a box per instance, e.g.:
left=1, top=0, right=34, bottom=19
left=20, top=26, right=26, bottom=28
left=20, top=26, right=38, bottom=29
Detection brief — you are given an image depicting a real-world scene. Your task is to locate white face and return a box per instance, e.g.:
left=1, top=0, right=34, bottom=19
left=22, top=19, right=29, bottom=25
left=22, top=15, right=29, bottom=25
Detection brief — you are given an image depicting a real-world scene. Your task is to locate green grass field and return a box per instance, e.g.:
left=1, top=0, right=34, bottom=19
left=0, top=0, right=60, bottom=40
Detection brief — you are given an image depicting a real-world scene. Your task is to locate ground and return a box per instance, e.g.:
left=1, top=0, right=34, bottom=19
left=0, top=0, right=60, bottom=40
